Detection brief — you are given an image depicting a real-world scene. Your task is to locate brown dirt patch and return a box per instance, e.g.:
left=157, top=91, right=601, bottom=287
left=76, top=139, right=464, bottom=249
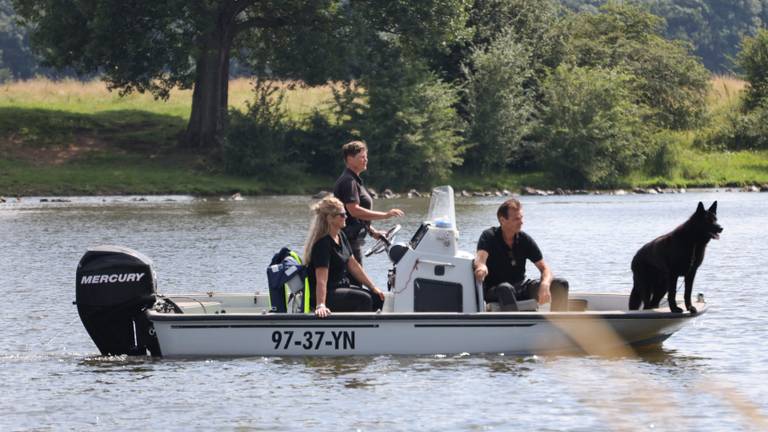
left=0, top=134, right=121, bottom=166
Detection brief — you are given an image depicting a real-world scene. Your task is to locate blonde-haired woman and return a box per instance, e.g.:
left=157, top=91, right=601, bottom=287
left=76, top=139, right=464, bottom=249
left=304, top=196, right=385, bottom=318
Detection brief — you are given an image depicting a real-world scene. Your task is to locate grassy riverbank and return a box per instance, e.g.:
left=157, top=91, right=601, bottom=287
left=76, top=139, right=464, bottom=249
left=0, top=79, right=335, bottom=195
left=1, top=77, right=767, bottom=196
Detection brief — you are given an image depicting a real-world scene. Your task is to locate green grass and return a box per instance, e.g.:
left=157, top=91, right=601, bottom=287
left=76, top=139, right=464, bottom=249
left=671, top=149, right=768, bottom=187
left=0, top=156, right=334, bottom=196
left=624, top=147, right=768, bottom=188
left=0, top=107, right=184, bottom=148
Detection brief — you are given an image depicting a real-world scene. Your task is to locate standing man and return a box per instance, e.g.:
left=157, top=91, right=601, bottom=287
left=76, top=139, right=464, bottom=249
left=474, top=198, right=569, bottom=311
left=333, top=140, right=404, bottom=265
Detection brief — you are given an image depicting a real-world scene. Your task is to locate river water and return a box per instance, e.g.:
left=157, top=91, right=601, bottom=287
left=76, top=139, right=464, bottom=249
left=1, top=191, right=766, bottom=431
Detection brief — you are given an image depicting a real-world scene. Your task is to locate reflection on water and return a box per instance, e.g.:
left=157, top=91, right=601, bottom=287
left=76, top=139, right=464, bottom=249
left=634, top=345, right=708, bottom=367
left=282, top=356, right=376, bottom=378
left=1, top=192, right=767, bottom=430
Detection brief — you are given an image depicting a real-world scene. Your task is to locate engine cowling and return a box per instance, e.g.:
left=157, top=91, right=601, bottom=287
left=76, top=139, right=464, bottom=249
left=75, top=245, right=161, bottom=356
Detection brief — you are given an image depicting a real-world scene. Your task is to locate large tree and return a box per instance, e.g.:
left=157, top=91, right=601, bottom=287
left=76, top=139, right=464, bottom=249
left=650, top=0, right=767, bottom=72
left=13, top=0, right=469, bottom=153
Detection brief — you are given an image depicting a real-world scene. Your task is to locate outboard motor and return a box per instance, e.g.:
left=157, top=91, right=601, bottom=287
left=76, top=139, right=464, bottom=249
left=75, top=245, right=161, bottom=356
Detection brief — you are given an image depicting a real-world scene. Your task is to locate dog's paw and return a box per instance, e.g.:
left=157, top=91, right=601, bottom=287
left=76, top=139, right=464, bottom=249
left=688, top=306, right=698, bottom=314
left=670, top=306, right=683, bottom=313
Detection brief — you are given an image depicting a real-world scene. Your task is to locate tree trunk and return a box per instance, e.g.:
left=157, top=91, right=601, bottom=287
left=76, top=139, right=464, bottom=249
left=183, top=8, right=236, bottom=154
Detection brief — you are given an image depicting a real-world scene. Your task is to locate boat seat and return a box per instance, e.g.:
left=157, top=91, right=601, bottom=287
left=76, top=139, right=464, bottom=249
left=568, top=299, right=587, bottom=312
left=485, top=299, right=538, bottom=312
left=513, top=299, right=538, bottom=311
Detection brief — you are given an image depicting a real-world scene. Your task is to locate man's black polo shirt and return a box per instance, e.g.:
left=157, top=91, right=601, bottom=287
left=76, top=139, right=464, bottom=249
left=477, top=227, right=542, bottom=292
left=333, top=168, right=372, bottom=240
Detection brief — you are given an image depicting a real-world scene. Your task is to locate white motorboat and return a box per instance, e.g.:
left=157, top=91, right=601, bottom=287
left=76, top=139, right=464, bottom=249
left=75, top=186, right=706, bottom=357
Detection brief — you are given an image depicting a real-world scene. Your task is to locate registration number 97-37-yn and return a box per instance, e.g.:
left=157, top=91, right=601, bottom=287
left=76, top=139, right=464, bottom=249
left=271, top=330, right=355, bottom=351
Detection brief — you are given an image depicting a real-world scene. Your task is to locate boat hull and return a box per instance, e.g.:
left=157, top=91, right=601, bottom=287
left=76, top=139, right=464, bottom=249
left=149, top=308, right=702, bottom=357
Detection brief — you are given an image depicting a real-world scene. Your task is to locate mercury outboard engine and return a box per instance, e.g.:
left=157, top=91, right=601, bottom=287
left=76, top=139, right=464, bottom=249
left=75, top=245, right=161, bottom=356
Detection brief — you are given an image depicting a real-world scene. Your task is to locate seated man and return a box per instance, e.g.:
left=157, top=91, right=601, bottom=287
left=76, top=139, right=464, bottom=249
left=474, top=198, right=569, bottom=311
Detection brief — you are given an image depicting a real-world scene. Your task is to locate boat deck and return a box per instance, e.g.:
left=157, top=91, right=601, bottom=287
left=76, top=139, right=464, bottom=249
left=156, top=292, right=707, bottom=317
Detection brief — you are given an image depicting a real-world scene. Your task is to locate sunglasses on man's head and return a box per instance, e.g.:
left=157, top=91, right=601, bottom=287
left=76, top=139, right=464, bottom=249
left=334, top=212, right=347, bottom=217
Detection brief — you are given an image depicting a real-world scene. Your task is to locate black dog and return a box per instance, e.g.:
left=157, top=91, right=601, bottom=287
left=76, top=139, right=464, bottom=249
left=629, top=201, right=723, bottom=313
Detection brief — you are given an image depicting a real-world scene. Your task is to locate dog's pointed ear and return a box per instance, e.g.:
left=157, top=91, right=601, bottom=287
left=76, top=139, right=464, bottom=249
left=708, top=201, right=718, bottom=214
left=696, top=202, right=705, bottom=214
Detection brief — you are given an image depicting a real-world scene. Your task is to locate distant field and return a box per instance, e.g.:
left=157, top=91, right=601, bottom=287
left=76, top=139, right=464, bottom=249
left=0, top=78, right=337, bottom=119
left=707, top=74, right=745, bottom=121
left=1, top=75, right=746, bottom=125
left=1, top=75, right=747, bottom=126
left=709, top=75, right=745, bottom=103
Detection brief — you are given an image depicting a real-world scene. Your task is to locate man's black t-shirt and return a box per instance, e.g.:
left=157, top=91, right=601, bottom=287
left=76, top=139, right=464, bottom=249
left=333, top=168, right=372, bottom=240
left=308, top=232, right=353, bottom=306
left=477, top=227, right=543, bottom=292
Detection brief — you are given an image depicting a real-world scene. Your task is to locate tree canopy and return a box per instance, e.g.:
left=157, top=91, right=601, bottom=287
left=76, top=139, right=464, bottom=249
left=8, top=1, right=768, bottom=79
left=560, top=2, right=710, bottom=130
left=564, top=0, right=768, bottom=73
left=541, top=65, right=649, bottom=187
left=738, top=28, right=768, bottom=110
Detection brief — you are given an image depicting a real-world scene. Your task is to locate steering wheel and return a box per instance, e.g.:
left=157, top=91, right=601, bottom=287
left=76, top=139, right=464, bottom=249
left=364, top=224, right=401, bottom=257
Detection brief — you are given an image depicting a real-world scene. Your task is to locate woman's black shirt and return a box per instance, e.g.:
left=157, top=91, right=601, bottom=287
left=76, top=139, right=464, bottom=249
left=308, top=231, right=353, bottom=306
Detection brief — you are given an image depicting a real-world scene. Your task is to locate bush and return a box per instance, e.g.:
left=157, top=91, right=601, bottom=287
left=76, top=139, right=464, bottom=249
left=289, top=111, right=351, bottom=176
left=737, top=28, right=768, bottom=111
left=645, top=131, right=685, bottom=177
left=340, top=56, right=466, bottom=189
left=560, top=2, right=709, bottom=130
left=226, top=82, right=353, bottom=179
left=224, top=81, right=297, bottom=176
left=463, top=30, right=538, bottom=172
left=696, top=102, right=768, bottom=151
left=540, top=65, right=651, bottom=187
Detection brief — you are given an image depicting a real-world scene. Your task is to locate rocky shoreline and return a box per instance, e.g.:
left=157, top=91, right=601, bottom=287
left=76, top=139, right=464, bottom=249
left=2, top=184, right=767, bottom=205
left=312, top=183, right=768, bottom=200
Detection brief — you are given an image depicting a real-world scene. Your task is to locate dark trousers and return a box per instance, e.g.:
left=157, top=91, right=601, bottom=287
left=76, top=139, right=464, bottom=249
left=487, top=278, right=570, bottom=311
left=349, top=237, right=364, bottom=265
left=328, top=285, right=384, bottom=312
left=348, top=237, right=365, bottom=286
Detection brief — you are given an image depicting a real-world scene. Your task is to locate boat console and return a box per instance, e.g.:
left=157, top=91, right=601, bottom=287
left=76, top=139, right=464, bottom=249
left=386, top=186, right=481, bottom=313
